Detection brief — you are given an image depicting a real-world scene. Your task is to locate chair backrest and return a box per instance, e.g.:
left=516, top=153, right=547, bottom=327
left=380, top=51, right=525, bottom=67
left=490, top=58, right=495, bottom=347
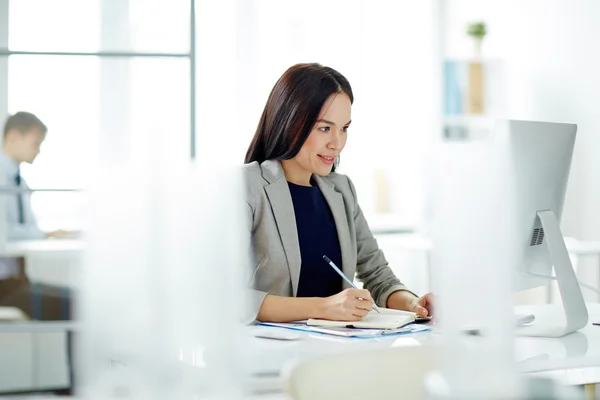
left=284, top=345, right=435, bottom=400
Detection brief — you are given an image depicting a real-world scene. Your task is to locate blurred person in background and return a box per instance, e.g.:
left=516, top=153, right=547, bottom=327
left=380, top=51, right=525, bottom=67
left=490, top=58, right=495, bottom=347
left=244, top=63, right=434, bottom=323
left=0, top=111, right=71, bottom=320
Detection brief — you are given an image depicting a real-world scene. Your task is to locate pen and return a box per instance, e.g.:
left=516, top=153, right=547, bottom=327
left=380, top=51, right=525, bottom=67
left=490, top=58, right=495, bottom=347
left=322, top=255, right=381, bottom=313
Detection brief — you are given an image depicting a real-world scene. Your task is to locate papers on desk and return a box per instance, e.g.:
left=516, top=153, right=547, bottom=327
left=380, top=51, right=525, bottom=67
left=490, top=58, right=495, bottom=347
left=257, top=308, right=431, bottom=338
left=257, top=322, right=429, bottom=338
left=257, top=310, right=428, bottom=338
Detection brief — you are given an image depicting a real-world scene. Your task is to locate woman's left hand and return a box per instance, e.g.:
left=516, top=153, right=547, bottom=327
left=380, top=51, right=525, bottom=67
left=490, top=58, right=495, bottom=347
left=387, top=291, right=435, bottom=317
left=408, top=292, right=434, bottom=317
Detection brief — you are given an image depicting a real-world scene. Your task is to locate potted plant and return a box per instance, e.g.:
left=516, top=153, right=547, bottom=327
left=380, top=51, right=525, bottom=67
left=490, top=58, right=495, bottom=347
left=467, top=21, right=487, bottom=58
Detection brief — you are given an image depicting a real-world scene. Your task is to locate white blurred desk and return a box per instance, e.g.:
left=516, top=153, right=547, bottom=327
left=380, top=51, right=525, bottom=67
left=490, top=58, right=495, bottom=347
left=383, top=233, right=600, bottom=298
left=2, top=239, right=84, bottom=258
left=515, top=304, right=600, bottom=387
left=246, top=303, right=600, bottom=396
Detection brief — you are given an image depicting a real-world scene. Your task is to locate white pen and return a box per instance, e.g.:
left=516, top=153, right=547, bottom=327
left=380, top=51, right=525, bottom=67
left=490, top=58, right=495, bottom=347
left=322, top=255, right=381, bottom=314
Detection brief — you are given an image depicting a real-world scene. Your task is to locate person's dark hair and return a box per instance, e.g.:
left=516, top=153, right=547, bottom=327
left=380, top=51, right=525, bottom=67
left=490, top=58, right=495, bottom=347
left=3, top=111, right=48, bottom=138
left=244, top=63, right=353, bottom=171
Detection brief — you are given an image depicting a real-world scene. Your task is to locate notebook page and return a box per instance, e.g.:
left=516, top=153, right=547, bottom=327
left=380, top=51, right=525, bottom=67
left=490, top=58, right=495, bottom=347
left=308, top=311, right=415, bottom=329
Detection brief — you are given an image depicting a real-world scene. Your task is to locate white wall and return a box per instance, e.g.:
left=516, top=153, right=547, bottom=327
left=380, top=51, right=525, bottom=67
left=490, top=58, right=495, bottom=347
left=231, top=0, right=438, bottom=224
left=443, top=0, right=600, bottom=300
left=443, top=0, right=600, bottom=240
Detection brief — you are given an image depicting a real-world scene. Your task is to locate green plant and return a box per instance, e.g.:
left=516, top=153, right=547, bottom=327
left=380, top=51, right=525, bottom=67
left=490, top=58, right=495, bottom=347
left=467, top=22, right=487, bottom=39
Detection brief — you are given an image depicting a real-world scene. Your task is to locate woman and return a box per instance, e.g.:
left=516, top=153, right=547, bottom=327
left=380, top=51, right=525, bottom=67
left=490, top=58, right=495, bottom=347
left=244, top=63, right=433, bottom=322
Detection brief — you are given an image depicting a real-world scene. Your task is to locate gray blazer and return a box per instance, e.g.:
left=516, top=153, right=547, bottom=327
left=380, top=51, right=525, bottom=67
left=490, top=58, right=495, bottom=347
left=244, top=160, right=413, bottom=319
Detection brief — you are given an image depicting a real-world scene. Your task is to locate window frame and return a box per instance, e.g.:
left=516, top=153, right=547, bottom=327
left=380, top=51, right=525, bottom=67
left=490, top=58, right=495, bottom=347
left=0, top=0, right=197, bottom=164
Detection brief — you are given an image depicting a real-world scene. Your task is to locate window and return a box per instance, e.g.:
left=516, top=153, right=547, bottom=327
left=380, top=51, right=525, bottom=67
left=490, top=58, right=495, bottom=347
left=2, top=0, right=193, bottom=231
left=9, top=0, right=101, bottom=52
left=3, top=0, right=438, bottom=228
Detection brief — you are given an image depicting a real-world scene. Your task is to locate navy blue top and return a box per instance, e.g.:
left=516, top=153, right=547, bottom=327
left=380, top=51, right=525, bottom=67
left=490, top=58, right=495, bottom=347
left=288, top=181, right=343, bottom=298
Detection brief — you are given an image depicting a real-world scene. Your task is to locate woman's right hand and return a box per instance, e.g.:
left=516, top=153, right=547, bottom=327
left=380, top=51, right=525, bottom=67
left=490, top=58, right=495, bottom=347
left=315, top=288, right=376, bottom=321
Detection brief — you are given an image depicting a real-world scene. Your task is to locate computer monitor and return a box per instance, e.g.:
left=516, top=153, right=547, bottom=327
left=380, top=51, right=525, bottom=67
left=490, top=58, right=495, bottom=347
left=497, top=119, right=587, bottom=337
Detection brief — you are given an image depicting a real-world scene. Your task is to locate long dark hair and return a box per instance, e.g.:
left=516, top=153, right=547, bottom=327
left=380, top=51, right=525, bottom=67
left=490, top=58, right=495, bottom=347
left=244, top=63, right=353, bottom=171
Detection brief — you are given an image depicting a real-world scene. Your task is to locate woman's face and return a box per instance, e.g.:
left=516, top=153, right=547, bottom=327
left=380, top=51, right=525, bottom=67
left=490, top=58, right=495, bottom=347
left=293, top=93, right=352, bottom=179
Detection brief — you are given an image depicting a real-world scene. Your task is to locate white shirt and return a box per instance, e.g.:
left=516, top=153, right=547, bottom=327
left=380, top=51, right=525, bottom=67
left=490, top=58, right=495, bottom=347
left=0, top=150, right=45, bottom=279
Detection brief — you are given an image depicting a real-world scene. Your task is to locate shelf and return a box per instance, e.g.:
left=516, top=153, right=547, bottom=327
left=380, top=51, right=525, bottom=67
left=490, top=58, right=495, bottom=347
left=443, top=57, right=506, bottom=141
left=444, top=115, right=490, bottom=125
left=442, top=115, right=494, bottom=141
left=443, top=57, right=504, bottom=63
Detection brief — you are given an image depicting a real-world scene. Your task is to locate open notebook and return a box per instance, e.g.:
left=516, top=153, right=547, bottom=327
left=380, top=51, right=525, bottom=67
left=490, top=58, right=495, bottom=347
left=307, top=307, right=417, bottom=330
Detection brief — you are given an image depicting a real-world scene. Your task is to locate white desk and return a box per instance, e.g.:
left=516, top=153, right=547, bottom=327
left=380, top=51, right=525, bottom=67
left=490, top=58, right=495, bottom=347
left=1, top=239, right=84, bottom=258
left=245, top=303, right=600, bottom=396
left=383, top=233, right=600, bottom=299
left=4, top=305, right=597, bottom=400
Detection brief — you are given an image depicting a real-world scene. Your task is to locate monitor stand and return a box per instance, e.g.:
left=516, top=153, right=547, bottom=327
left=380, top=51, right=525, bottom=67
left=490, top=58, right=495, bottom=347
left=516, top=210, right=588, bottom=338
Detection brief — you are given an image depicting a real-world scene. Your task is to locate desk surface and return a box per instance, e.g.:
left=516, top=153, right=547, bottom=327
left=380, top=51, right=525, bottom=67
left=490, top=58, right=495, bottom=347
left=2, top=306, right=597, bottom=400
left=391, top=233, right=600, bottom=254
left=245, top=303, right=600, bottom=394
left=1, top=239, right=83, bottom=257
